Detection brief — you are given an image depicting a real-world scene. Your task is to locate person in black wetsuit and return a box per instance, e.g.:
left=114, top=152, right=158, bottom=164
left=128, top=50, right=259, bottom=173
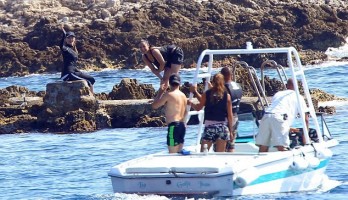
left=60, top=24, right=95, bottom=93
left=189, top=73, right=234, bottom=152
left=139, top=39, right=184, bottom=88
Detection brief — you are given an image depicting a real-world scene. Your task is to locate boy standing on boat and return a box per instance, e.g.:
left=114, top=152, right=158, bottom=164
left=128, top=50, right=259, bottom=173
left=220, top=67, right=243, bottom=152
left=152, top=73, right=187, bottom=153
left=255, top=78, right=309, bottom=152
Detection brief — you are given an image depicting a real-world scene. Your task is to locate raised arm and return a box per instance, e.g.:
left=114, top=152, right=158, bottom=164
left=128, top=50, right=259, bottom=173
left=189, top=92, right=206, bottom=111
left=189, top=84, right=203, bottom=102
left=59, top=24, right=66, bottom=50
left=152, top=83, right=167, bottom=109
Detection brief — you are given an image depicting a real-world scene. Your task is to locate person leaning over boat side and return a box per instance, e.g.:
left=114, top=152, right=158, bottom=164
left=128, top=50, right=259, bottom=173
left=152, top=73, right=187, bottom=153
left=220, top=67, right=243, bottom=152
left=139, top=39, right=184, bottom=89
left=59, top=24, right=95, bottom=93
left=255, top=78, right=309, bottom=152
left=189, top=73, right=234, bottom=152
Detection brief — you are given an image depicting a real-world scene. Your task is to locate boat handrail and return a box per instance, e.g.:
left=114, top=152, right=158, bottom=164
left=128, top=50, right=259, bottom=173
left=186, top=45, right=323, bottom=150
left=260, top=60, right=288, bottom=90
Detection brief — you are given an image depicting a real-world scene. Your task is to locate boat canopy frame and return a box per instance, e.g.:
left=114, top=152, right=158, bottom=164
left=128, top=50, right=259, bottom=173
left=186, top=46, right=323, bottom=150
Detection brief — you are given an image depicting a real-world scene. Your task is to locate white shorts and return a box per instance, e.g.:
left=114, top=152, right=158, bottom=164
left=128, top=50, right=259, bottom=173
left=255, top=114, right=290, bottom=147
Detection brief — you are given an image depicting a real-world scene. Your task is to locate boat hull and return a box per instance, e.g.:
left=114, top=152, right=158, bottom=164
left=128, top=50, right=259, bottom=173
left=108, top=142, right=335, bottom=197
left=110, top=174, right=234, bottom=197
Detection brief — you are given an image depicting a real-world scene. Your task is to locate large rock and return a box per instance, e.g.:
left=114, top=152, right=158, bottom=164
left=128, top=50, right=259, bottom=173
left=108, top=78, right=155, bottom=100
left=37, top=80, right=97, bottom=132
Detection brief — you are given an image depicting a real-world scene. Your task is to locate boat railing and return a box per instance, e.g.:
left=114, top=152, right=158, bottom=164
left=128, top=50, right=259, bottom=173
left=186, top=44, right=324, bottom=151
left=260, top=60, right=288, bottom=91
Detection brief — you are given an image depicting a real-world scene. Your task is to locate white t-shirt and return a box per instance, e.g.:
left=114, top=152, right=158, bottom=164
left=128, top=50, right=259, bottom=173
left=266, top=90, right=308, bottom=125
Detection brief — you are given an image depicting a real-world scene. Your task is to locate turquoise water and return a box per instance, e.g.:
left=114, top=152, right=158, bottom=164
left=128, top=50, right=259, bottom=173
left=0, top=63, right=348, bottom=199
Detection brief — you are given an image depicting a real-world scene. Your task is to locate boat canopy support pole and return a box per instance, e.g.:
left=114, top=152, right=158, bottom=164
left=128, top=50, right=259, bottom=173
left=287, top=48, right=323, bottom=144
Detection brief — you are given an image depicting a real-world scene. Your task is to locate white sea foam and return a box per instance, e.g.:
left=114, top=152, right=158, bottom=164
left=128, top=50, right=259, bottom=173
left=318, top=100, right=348, bottom=107
left=316, top=175, right=342, bottom=193
left=325, top=37, right=348, bottom=59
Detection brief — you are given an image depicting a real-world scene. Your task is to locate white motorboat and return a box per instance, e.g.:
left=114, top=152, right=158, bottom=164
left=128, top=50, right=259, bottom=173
left=108, top=45, right=338, bottom=197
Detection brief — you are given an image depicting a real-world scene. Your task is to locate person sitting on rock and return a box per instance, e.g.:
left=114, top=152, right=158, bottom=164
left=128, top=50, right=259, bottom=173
left=152, top=73, right=187, bottom=153
left=59, top=24, right=95, bottom=93
left=139, top=39, right=184, bottom=89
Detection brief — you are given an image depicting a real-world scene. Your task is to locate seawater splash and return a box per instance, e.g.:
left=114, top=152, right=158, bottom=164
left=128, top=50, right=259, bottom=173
left=325, top=37, right=348, bottom=59
left=318, top=100, right=348, bottom=107
left=316, top=175, right=342, bottom=193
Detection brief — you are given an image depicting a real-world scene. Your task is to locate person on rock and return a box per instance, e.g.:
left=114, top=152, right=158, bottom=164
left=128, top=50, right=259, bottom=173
left=152, top=73, right=187, bottom=153
left=59, top=24, right=95, bottom=93
left=139, top=39, right=184, bottom=89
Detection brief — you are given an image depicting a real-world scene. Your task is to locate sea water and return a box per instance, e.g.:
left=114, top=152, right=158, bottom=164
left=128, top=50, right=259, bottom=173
left=0, top=62, right=348, bottom=199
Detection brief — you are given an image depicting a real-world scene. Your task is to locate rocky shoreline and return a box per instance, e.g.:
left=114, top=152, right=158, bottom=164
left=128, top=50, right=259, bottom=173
left=1, top=0, right=348, bottom=77
left=0, top=76, right=343, bottom=134
left=1, top=0, right=348, bottom=134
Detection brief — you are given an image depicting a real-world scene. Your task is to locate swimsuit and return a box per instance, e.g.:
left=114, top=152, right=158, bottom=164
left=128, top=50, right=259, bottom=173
left=167, top=121, right=186, bottom=146
left=202, top=123, right=230, bottom=142
left=144, top=45, right=184, bottom=69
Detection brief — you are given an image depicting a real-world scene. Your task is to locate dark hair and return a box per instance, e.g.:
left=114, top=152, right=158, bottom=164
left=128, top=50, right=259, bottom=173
left=140, top=39, right=149, bottom=46
left=220, top=67, right=231, bottom=77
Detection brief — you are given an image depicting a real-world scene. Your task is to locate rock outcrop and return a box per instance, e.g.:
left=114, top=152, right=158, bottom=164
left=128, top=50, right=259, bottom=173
left=108, top=78, right=155, bottom=100
left=36, top=80, right=97, bottom=132
left=0, top=76, right=345, bottom=134
left=1, top=0, right=348, bottom=77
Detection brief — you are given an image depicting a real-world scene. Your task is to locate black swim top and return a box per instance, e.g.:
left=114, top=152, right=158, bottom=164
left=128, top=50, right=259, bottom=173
left=144, top=45, right=177, bottom=69
left=60, top=31, right=78, bottom=76
left=204, top=90, right=228, bottom=122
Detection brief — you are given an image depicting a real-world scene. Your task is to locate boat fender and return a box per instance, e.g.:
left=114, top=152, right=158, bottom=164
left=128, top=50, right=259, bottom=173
left=290, top=157, right=309, bottom=170
left=234, top=167, right=259, bottom=188
left=306, top=156, right=320, bottom=168
left=316, top=148, right=333, bottom=159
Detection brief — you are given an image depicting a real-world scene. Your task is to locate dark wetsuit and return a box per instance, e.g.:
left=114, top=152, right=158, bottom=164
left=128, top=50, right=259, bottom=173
left=60, top=32, right=95, bottom=87
left=144, top=45, right=184, bottom=69
left=202, top=90, right=230, bottom=142
left=167, top=121, right=186, bottom=146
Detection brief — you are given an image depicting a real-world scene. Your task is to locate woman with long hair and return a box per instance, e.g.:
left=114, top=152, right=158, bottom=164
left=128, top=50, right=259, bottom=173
left=189, top=73, right=234, bottom=152
left=59, top=24, right=95, bottom=93
left=139, top=39, right=184, bottom=89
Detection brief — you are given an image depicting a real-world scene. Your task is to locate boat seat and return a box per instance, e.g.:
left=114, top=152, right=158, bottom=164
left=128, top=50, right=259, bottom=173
left=234, top=142, right=259, bottom=153
left=126, top=167, right=171, bottom=173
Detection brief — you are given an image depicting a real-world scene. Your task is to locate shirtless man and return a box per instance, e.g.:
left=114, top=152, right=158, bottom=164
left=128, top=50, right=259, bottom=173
left=152, top=73, right=187, bottom=153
